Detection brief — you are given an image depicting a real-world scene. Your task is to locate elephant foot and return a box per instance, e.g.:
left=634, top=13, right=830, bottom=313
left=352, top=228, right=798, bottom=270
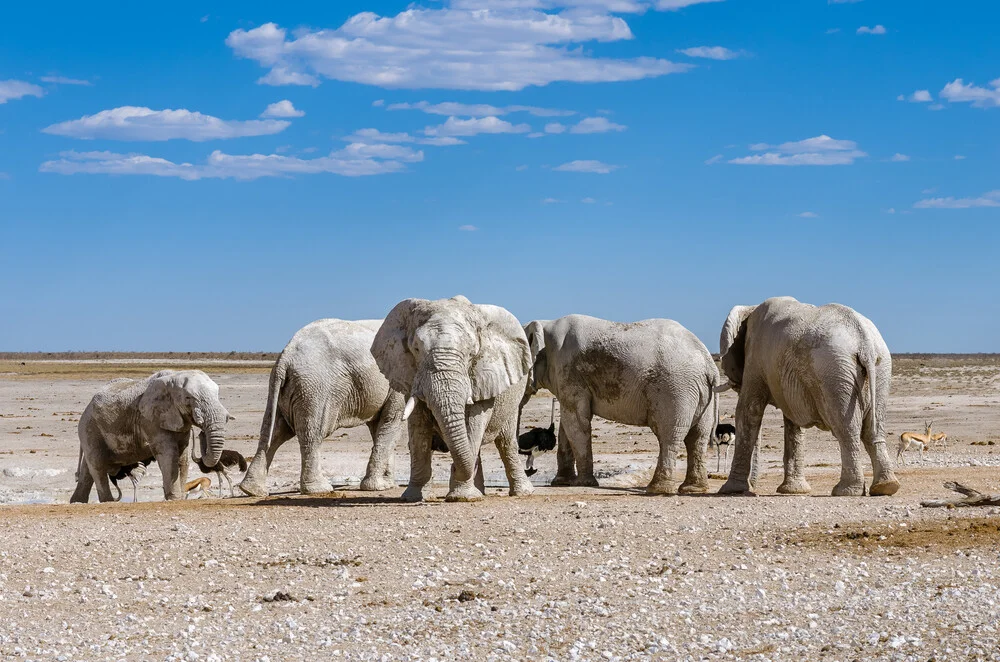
left=509, top=481, right=534, bottom=497
left=550, top=474, right=577, bottom=487
left=678, top=480, right=709, bottom=495
left=359, top=475, right=396, bottom=492
left=571, top=475, right=600, bottom=488
left=777, top=477, right=812, bottom=495
left=400, top=484, right=431, bottom=502
left=869, top=477, right=900, bottom=497
left=646, top=479, right=678, bottom=496
left=831, top=480, right=865, bottom=497
left=238, top=479, right=269, bottom=498
left=300, top=478, right=334, bottom=495
left=445, top=484, right=485, bottom=502
left=719, top=477, right=755, bottom=495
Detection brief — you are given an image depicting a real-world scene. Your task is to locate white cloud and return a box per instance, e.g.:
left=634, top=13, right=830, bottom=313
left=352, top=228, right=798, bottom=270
left=39, top=144, right=419, bottom=180
left=225, top=7, right=690, bottom=92
left=885, top=208, right=896, bottom=214
left=424, top=116, right=531, bottom=137
left=346, top=128, right=466, bottom=146
left=555, top=159, right=619, bottom=173
left=705, top=154, right=724, bottom=165
left=458, top=224, right=478, bottom=231
left=581, top=197, right=597, bottom=203
left=914, top=190, right=1000, bottom=209
left=829, top=0, right=863, bottom=3
left=890, top=153, right=910, bottom=162
left=42, top=106, right=289, bottom=141
left=516, top=164, right=529, bottom=171
left=729, top=135, right=867, bottom=166
left=898, top=89, right=932, bottom=103
left=452, top=0, right=724, bottom=11
left=527, top=132, right=545, bottom=138
left=541, top=197, right=563, bottom=204
left=677, top=46, right=744, bottom=60
left=261, top=100, right=305, bottom=118
left=545, top=122, right=567, bottom=134
left=654, top=0, right=724, bottom=9
left=372, top=99, right=385, bottom=107
left=40, top=76, right=92, bottom=86
left=570, top=116, right=627, bottom=133
left=797, top=211, right=818, bottom=218
left=939, top=78, right=1000, bottom=109
left=0, top=79, right=44, bottom=104
left=387, top=101, right=573, bottom=117
left=857, top=25, right=886, bottom=35
left=954, top=155, right=966, bottom=160
left=825, top=28, right=841, bottom=34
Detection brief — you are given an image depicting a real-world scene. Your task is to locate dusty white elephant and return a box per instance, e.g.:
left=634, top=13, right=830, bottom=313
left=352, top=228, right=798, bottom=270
left=717, top=296, right=898, bottom=497
left=239, top=319, right=405, bottom=497
left=72, top=370, right=233, bottom=503
left=372, top=296, right=533, bottom=502
left=523, top=316, right=719, bottom=494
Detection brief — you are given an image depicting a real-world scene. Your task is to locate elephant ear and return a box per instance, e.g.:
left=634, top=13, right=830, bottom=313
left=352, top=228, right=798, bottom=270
left=470, top=305, right=532, bottom=402
left=138, top=374, right=186, bottom=432
left=719, top=305, right=755, bottom=390
left=372, top=299, right=419, bottom=394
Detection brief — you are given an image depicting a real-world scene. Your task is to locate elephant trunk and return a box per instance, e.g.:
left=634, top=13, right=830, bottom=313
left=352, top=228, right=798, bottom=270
left=425, top=365, right=475, bottom=483
left=199, top=411, right=228, bottom=468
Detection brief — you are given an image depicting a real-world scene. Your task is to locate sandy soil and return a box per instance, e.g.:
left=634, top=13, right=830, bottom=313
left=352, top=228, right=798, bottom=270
left=1, top=356, right=999, bottom=660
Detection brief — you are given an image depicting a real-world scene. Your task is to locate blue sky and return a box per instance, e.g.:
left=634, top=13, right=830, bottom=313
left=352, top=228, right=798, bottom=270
left=1, top=0, right=997, bottom=352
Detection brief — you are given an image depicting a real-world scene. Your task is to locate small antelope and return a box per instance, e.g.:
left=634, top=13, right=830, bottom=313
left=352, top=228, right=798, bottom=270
left=898, top=421, right=946, bottom=464
left=185, top=477, right=213, bottom=499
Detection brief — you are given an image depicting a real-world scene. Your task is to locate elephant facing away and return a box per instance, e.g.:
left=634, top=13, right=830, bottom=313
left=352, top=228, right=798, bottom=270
left=523, top=316, right=718, bottom=494
left=239, top=319, right=405, bottom=497
left=717, top=296, right=898, bottom=497
left=372, top=296, right=533, bottom=502
left=72, top=370, right=233, bottom=503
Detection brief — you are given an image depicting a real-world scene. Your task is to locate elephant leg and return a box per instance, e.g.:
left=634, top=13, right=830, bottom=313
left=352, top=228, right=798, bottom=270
left=777, top=417, right=811, bottom=494
left=861, top=424, right=900, bottom=497
left=239, top=416, right=294, bottom=497
left=677, top=403, right=711, bottom=494
left=829, top=420, right=866, bottom=497
left=550, top=423, right=578, bottom=486
left=298, top=427, right=334, bottom=494
left=361, top=396, right=403, bottom=491
left=445, top=404, right=489, bottom=502
left=559, top=403, right=597, bottom=487
left=401, top=401, right=436, bottom=502
left=494, top=420, right=534, bottom=497
left=719, top=389, right=766, bottom=495
left=71, top=455, right=96, bottom=503
left=87, top=458, right=115, bottom=503
left=153, top=443, right=183, bottom=501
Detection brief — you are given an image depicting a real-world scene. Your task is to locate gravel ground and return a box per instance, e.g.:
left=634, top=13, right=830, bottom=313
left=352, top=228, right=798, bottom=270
left=1, top=356, right=999, bottom=660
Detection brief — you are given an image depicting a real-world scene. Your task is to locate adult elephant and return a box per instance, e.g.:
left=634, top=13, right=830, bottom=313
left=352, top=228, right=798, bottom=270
left=239, top=319, right=404, bottom=497
left=523, top=316, right=718, bottom=494
left=717, top=296, right=898, bottom=497
left=371, top=296, right=533, bottom=502
left=71, top=370, right=233, bottom=503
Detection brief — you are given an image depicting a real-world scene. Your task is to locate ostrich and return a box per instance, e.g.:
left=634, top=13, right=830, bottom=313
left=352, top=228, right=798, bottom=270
left=712, top=423, right=736, bottom=473
left=109, top=457, right=155, bottom=503
left=191, top=431, right=248, bottom=497
left=517, top=398, right=558, bottom=477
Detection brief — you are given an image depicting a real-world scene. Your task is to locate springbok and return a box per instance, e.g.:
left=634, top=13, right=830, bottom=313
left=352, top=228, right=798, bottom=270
left=898, top=421, right=946, bottom=464
left=185, top=477, right=213, bottom=499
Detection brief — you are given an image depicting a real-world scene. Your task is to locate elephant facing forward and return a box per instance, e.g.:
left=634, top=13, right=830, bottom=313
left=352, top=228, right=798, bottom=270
left=372, top=296, right=533, bottom=502
left=523, top=315, right=718, bottom=494
left=239, top=319, right=405, bottom=497
left=72, top=370, right=233, bottom=503
left=717, top=296, right=898, bottom=497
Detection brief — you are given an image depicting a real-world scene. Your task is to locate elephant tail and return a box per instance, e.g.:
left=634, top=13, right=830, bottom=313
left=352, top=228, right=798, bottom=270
left=858, top=348, right=881, bottom=430
left=260, top=359, right=287, bottom=452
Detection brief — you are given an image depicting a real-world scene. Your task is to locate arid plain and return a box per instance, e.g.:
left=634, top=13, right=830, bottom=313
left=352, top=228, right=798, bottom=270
left=1, top=355, right=999, bottom=660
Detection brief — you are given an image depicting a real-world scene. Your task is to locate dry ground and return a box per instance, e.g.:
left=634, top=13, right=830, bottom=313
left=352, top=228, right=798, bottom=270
left=1, top=356, right=999, bottom=661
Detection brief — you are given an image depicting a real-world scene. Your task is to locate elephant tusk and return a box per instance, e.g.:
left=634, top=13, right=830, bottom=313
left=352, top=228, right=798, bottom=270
left=713, top=383, right=733, bottom=393
left=402, top=396, right=416, bottom=421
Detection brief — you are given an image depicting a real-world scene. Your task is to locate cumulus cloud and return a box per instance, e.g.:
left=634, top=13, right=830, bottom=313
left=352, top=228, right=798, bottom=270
left=424, top=116, right=531, bottom=137
left=0, top=80, right=44, bottom=104
left=939, top=78, right=1000, bottom=108
left=39, top=144, right=421, bottom=180
left=554, top=159, right=619, bottom=173
left=797, top=212, right=818, bottom=218
left=729, top=135, right=867, bottom=166
left=42, top=106, right=289, bottom=141
left=581, top=197, right=597, bottom=203
left=346, top=127, right=466, bottom=146
left=676, top=46, right=744, bottom=60
left=387, top=101, right=573, bottom=117
left=545, top=123, right=567, bottom=134
left=261, top=100, right=305, bottom=118
left=541, top=197, right=564, bottom=203
left=898, top=90, right=932, bottom=103
left=704, top=154, right=724, bottom=165
left=40, top=76, right=92, bottom=86
left=458, top=224, right=478, bottom=231
left=914, top=190, right=1000, bottom=209
left=225, top=5, right=691, bottom=92
left=890, top=153, right=910, bottom=162
left=570, top=116, right=627, bottom=133
left=857, top=25, right=886, bottom=35
left=453, top=0, right=723, bottom=9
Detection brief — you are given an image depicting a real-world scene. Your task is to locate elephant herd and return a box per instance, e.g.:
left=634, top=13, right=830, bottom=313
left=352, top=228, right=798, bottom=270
left=71, top=295, right=899, bottom=504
